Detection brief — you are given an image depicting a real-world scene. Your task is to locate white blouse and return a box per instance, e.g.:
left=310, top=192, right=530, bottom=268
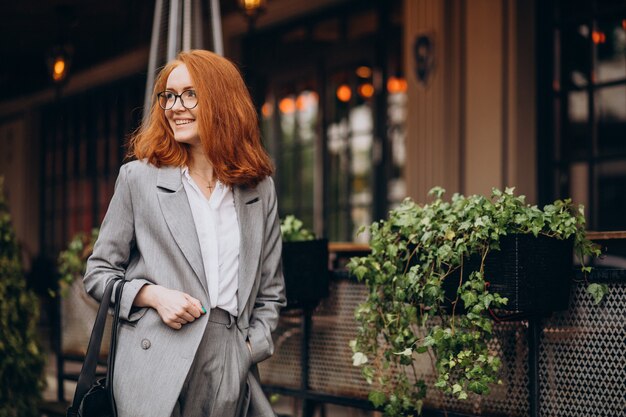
left=181, top=167, right=240, bottom=316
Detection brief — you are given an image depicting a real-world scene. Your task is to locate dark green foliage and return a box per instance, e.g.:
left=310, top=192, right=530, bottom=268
left=0, top=178, right=45, bottom=417
left=57, top=228, right=99, bottom=297
left=280, top=215, right=315, bottom=242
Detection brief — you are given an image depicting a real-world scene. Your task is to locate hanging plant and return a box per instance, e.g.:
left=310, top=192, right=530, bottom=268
left=348, top=187, right=603, bottom=416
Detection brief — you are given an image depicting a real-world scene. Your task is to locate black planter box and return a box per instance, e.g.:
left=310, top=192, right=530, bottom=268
left=444, top=234, right=574, bottom=315
left=281, top=239, right=329, bottom=309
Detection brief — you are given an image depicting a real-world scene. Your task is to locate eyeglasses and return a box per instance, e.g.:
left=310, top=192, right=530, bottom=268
left=157, top=89, right=198, bottom=110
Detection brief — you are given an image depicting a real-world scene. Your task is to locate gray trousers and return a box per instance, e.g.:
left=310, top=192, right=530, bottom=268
left=171, top=308, right=252, bottom=417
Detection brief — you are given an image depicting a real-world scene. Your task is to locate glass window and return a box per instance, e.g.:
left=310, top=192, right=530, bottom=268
left=595, top=84, right=626, bottom=155
left=559, top=0, right=592, bottom=21
left=326, top=69, right=375, bottom=242
left=597, top=160, right=626, bottom=230
left=263, top=86, right=318, bottom=231
left=562, top=23, right=590, bottom=89
left=387, top=81, right=407, bottom=208
left=549, top=1, right=626, bottom=231
left=569, top=162, right=590, bottom=225
left=596, top=18, right=626, bottom=83
left=40, top=76, right=143, bottom=255
left=564, top=91, right=589, bottom=159
left=553, top=97, right=562, bottom=160
left=250, top=2, right=404, bottom=241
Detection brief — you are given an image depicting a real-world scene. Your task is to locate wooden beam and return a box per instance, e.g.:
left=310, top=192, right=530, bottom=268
left=587, top=231, right=626, bottom=241
left=0, top=47, right=149, bottom=119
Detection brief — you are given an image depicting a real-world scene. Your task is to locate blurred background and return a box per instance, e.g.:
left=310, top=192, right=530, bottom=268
left=3, top=0, right=626, bottom=267
left=3, top=0, right=626, bottom=263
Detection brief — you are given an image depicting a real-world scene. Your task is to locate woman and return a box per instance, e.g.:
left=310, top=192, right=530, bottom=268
left=84, top=49, right=285, bottom=417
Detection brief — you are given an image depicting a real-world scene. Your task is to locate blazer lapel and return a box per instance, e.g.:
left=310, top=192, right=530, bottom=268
left=235, top=184, right=263, bottom=316
left=156, top=166, right=208, bottom=296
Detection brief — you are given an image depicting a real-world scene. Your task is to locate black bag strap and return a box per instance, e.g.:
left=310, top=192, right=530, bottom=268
left=105, top=279, right=125, bottom=416
left=68, top=278, right=125, bottom=415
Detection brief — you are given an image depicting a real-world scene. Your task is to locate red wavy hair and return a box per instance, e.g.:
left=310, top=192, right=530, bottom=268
left=128, top=49, right=273, bottom=187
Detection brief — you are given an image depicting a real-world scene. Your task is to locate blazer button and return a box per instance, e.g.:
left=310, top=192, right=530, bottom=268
left=141, top=339, right=151, bottom=350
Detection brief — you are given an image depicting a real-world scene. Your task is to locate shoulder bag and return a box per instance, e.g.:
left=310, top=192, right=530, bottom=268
left=67, top=278, right=126, bottom=417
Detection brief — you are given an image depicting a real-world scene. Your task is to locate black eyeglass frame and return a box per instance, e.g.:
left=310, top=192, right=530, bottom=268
left=156, top=90, right=198, bottom=110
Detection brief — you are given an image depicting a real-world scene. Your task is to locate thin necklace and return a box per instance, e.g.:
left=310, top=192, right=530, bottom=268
left=191, top=170, right=217, bottom=190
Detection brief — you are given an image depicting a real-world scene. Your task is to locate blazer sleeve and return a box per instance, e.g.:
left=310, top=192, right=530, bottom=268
left=247, top=177, right=287, bottom=364
left=83, top=163, right=152, bottom=322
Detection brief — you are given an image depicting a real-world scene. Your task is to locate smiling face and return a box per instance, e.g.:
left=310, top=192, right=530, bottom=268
left=164, top=64, right=199, bottom=146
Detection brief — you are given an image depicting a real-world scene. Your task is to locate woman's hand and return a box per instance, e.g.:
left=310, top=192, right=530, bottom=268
left=134, top=285, right=206, bottom=330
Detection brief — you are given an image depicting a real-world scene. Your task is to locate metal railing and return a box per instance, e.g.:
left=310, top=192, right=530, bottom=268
left=260, top=259, right=626, bottom=417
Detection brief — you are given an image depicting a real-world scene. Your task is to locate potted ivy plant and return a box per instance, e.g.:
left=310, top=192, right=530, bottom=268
left=56, top=228, right=112, bottom=357
left=348, top=187, right=604, bottom=416
left=280, top=215, right=329, bottom=309
left=57, top=228, right=99, bottom=297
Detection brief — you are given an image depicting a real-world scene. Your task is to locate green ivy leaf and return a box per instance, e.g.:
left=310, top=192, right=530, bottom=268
left=434, top=380, right=447, bottom=388
left=415, top=399, right=423, bottom=415
left=468, top=381, right=490, bottom=395
left=587, top=283, right=608, bottom=305
left=461, top=291, right=478, bottom=308
left=368, top=390, right=387, bottom=408
left=353, top=265, right=368, bottom=281
left=423, top=335, right=435, bottom=346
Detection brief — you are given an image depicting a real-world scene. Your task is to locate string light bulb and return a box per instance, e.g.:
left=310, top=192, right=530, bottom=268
left=387, top=76, right=408, bottom=94
left=261, top=102, right=273, bottom=118
left=279, top=97, right=296, bottom=114
left=356, top=66, right=372, bottom=78
left=336, top=84, right=351, bottom=102
left=591, top=30, right=606, bottom=44
left=358, top=83, right=375, bottom=99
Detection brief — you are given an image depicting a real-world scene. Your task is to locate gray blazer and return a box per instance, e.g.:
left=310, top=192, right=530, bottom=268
left=84, top=160, right=285, bottom=417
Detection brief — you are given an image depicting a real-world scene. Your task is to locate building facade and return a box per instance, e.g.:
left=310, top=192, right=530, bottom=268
left=0, top=0, right=625, bottom=273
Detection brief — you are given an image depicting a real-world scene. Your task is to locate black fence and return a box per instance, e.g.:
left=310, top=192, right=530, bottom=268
left=260, top=269, right=626, bottom=417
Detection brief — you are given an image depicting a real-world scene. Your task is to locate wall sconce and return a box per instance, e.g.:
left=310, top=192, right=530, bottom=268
left=47, top=45, right=73, bottom=84
left=237, top=0, right=267, bottom=30
left=414, top=33, right=434, bottom=87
